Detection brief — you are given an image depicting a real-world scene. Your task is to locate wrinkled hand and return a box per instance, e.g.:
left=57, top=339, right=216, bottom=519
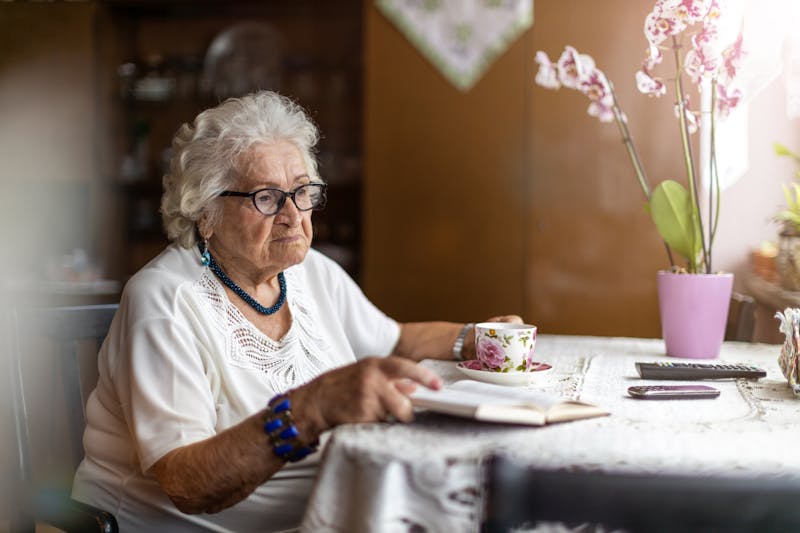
left=462, top=314, right=525, bottom=360
left=485, top=315, right=524, bottom=325
left=290, top=356, right=442, bottom=440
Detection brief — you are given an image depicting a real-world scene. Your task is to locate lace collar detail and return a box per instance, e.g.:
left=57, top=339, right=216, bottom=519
left=193, top=264, right=332, bottom=391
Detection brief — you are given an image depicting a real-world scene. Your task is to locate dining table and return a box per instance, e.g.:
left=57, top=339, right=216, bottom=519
left=300, top=334, right=800, bottom=533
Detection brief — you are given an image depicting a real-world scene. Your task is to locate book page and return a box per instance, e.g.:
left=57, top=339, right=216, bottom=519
left=447, top=380, right=564, bottom=409
left=412, top=384, right=521, bottom=409
left=410, top=380, right=608, bottom=425
left=410, top=385, right=546, bottom=425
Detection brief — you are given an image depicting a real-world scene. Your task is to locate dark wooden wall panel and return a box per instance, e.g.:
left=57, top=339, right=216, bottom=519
left=363, top=0, right=687, bottom=336
left=362, top=2, right=527, bottom=322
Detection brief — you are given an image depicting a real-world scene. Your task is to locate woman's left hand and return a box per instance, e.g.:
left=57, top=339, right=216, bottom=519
left=483, top=315, right=524, bottom=325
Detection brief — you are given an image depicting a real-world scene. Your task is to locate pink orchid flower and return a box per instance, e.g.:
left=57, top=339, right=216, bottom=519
left=678, top=0, right=713, bottom=23
left=715, top=82, right=742, bottom=118
left=587, top=97, right=615, bottom=123
left=719, top=31, right=745, bottom=83
left=684, top=27, right=722, bottom=83
left=644, top=43, right=663, bottom=71
left=636, top=69, right=667, bottom=97
left=580, top=69, right=611, bottom=101
left=534, top=45, right=617, bottom=123
left=645, top=0, right=713, bottom=46
left=535, top=51, right=561, bottom=89
left=586, top=85, right=616, bottom=123
left=703, top=0, right=723, bottom=30
left=644, top=8, right=686, bottom=46
left=556, top=46, right=595, bottom=89
left=580, top=69, right=616, bottom=123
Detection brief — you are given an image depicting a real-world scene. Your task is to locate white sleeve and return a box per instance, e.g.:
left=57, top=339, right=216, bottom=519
left=311, top=252, right=400, bottom=358
left=112, top=298, right=217, bottom=473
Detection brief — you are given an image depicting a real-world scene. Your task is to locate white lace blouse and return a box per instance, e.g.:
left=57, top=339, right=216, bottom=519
left=72, top=244, right=400, bottom=532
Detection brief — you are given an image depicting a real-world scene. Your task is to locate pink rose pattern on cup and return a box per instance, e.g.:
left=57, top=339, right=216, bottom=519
left=461, top=360, right=484, bottom=371
left=476, top=337, right=505, bottom=369
left=526, top=344, right=537, bottom=369
left=476, top=327, right=538, bottom=373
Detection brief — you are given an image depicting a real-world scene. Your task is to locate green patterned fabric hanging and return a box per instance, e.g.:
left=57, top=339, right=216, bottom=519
left=376, top=0, right=533, bottom=92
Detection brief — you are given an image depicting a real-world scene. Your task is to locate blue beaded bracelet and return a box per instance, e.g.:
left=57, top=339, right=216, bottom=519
left=264, top=393, right=319, bottom=463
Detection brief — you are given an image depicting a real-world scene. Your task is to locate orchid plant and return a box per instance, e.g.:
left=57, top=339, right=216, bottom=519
left=535, top=0, right=745, bottom=274
left=774, top=143, right=800, bottom=235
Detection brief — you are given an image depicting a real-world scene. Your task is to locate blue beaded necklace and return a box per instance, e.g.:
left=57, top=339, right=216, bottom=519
left=199, top=242, right=287, bottom=316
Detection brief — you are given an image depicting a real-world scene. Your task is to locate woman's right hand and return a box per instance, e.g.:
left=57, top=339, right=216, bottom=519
left=289, top=356, right=442, bottom=442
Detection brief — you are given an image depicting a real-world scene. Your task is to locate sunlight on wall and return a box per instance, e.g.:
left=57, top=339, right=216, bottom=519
left=698, top=0, right=800, bottom=255
left=699, top=0, right=800, bottom=191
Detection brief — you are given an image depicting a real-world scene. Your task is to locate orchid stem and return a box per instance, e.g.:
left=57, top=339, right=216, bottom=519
left=609, top=83, right=651, bottom=199
left=709, top=78, right=721, bottom=273
left=672, top=36, right=708, bottom=273
left=608, top=81, right=675, bottom=267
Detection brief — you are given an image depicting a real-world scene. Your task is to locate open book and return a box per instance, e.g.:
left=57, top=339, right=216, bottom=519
left=410, top=380, right=609, bottom=426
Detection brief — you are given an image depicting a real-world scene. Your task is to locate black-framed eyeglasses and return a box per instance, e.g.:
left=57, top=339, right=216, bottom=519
left=219, top=183, right=327, bottom=216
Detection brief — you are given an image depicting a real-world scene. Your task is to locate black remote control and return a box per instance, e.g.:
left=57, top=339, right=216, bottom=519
left=635, top=362, right=767, bottom=380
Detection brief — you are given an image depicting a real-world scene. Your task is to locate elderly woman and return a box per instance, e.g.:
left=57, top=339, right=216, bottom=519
left=72, top=91, right=521, bottom=531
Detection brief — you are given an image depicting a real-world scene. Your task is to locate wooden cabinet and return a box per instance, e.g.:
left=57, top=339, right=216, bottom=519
left=95, top=1, right=364, bottom=282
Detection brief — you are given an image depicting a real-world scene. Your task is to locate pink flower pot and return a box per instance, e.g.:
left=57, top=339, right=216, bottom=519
left=657, top=271, right=734, bottom=359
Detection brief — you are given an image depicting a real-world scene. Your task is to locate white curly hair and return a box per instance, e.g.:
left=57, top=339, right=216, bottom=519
left=160, top=91, right=321, bottom=248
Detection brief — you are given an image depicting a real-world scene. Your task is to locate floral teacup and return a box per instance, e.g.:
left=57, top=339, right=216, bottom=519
left=475, top=322, right=538, bottom=373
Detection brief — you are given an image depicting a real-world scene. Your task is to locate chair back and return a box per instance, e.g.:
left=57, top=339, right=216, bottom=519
left=5, top=304, right=118, bottom=530
left=484, top=454, right=800, bottom=533
left=725, top=292, right=756, bottom=342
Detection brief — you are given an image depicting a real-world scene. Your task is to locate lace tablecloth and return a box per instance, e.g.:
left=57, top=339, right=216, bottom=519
left=301, top=335, right=799, bottom=533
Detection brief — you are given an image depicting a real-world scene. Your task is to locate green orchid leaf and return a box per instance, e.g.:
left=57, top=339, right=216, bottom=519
left=775, top=142, right=794, bottom=157
left=775, top=142, right=800, bottom=163
left=648, top=180, right=701, bottom=262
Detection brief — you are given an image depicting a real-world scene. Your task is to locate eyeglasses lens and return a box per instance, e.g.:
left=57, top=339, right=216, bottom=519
left=295, top=184, right=324, bottom=210
left=253, top=184, right=325, bottom=216
left=254, top=189, right=282, bottom=215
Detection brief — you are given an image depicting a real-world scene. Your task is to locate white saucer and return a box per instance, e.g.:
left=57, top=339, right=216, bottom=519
left=456, top=361, right=553, bottom=386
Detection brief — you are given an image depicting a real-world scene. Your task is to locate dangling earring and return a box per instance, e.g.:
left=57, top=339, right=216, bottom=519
left=201, top=238, right=211, bottom=266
